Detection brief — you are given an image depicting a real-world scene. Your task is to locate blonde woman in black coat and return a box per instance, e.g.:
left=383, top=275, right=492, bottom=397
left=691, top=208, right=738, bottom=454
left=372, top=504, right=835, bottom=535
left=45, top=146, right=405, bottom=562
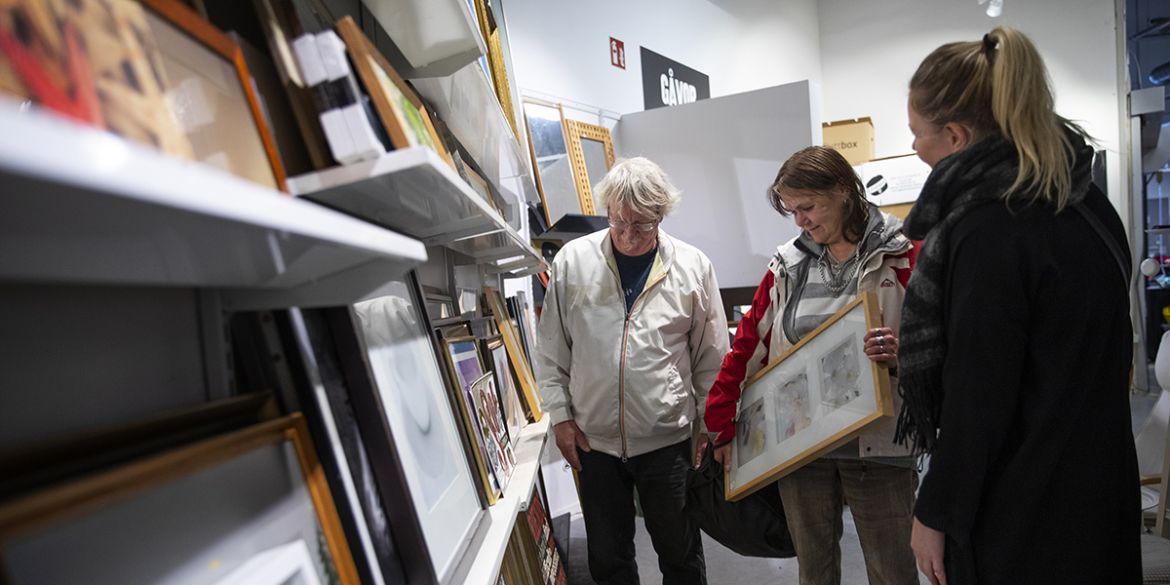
left=895, top=26, right=1140, bottom=585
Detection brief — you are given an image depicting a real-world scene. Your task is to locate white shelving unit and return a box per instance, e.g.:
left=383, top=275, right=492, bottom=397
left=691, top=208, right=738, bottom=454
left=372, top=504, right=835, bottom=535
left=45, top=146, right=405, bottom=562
left=452, top=417, right=550, bottom=585
left=0, top=104, right=428, bottom=309
left=288, top=147, right=545, bottom=278
left=361, top=0, right=486, bottom=77
left=412, top=62, right=540, bottom=213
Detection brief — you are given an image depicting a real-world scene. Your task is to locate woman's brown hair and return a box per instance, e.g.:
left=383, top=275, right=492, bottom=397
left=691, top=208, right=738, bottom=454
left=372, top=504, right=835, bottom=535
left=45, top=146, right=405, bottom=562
left=909, top=26, right=1088, bottom=209
left=768, top=146, right=870, bottom=244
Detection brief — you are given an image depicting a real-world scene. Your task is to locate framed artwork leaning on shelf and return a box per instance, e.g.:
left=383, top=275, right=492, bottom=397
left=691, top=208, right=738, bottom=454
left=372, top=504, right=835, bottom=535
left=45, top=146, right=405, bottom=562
left=439, top=335, right=504, bottom=504
left=483, top=335, right=526, bottom=448
left=472, top=0, right=517, bottom=139
left=139, top=0, right=289, bottom=191
left=279, top=307, right=409, bottom=585
left=347, top=275, right=486, bottom=585
left=484, top=286, right=543, bottom=421
left=333, top=16, right=453, bottom=170
left=726, top=292, right=895, bottom=501
left=470, top=372, right=516, bottom=489
left=0, top=414, right=360, bottom=585
left=0, top=0, right=193, bottom=158
left=465, top=165, right=499, bottom=213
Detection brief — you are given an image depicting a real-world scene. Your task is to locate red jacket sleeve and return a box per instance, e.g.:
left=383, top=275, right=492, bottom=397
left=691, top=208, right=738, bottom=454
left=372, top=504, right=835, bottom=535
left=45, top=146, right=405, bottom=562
left=704, top=270, right=775, bottom=444
left=892, top=239, right=922, bottom=288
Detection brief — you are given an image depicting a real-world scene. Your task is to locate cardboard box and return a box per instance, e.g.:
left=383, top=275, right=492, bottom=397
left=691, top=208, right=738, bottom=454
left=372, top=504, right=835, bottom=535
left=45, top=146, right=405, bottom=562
left=822, top=117, right=874, bottom=165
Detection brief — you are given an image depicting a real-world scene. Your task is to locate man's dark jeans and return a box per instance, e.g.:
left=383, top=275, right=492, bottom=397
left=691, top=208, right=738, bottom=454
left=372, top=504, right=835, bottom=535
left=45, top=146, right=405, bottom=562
left=577, top=440, right=706, bottom=585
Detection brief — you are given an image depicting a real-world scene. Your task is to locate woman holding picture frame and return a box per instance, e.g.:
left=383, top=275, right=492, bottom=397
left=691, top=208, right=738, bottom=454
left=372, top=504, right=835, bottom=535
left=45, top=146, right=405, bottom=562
left=897, top=27, right=1138, bottom=585
left=704, top=146, right=919, bottom=585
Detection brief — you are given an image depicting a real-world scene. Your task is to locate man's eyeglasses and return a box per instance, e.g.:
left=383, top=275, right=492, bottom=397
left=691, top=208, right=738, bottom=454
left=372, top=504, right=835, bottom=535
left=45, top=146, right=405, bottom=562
left=608, top=217, right=659, bottom=233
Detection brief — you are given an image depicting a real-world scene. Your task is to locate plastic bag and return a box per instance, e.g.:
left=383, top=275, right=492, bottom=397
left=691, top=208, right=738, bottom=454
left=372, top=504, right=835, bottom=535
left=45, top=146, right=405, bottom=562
left=685, top=447, right=795, bottom=558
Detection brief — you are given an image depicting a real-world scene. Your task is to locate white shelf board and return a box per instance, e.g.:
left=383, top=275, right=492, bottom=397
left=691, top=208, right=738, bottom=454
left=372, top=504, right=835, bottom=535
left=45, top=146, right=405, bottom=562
left=288, top=147, right=545, bottom=278
left=453, top=417, right=550, bottom=585
left=362, top=0, right=486, bottom=77
left=0, top=102, right=427, bottom=308
left=412, top=62, right=540, bottom=218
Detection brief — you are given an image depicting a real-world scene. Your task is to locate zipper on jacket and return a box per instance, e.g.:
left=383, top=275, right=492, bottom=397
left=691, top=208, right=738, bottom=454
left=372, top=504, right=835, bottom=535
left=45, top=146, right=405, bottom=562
left=616, top=269, right=669, bottom=462
left=619, top=315, right=631, bottom=462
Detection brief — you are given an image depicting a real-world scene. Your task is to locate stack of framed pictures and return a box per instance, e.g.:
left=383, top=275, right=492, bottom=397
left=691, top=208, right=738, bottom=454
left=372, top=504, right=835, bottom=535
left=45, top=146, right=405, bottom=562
left=331, top=273, right=486, bottom=585
left=484, top=286, right=543, bottom=422
left=438, top=334, right=514, bottom=504
left=333, top=16, right=454, bottom=170
left=505, top=292, right=539, bottom=368
left=520, top=488, right=565, bottom=585
left=277, top=307, right=410, bottom=585
left=726, top=292, right=895, bottom=501
left=484, top=335, right=528, bottom=452
left=0, top=414, right=360, bottom=585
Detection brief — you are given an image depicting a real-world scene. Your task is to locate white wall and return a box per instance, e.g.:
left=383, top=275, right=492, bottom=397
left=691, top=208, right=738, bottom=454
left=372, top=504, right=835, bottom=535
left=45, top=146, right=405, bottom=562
left=818, top=0, right=1123, bottom=212
left=501, top=0, right=822, bottom=115
left=618, top=82, right=818, bottom=287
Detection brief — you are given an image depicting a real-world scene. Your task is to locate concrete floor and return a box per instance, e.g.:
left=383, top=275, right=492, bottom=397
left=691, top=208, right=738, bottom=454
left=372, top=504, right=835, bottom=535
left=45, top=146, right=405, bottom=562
left=564, top=499, right=930, bottom=585
left=559, top=381, right=1166, bottom=585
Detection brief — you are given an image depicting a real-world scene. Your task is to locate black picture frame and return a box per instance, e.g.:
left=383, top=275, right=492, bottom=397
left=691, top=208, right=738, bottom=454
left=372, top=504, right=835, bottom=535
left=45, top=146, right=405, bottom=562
left=334, top=271, right=486, bottom=585
left=277, top=307, right=409, bottom=585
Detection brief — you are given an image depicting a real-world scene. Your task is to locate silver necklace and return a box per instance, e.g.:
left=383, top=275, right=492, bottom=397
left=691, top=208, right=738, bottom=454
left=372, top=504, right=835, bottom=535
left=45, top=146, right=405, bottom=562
left=819, top=247, right=862, bottom=295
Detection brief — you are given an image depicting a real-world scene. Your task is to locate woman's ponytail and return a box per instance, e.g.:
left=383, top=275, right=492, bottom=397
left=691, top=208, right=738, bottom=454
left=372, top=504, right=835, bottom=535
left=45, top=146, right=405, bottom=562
left=910, top=26, right=1088, bottom=208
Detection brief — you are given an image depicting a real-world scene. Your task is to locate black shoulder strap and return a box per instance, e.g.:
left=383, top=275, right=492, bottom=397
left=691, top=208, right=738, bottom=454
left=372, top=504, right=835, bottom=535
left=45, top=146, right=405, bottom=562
left=1072, top=200, right=1130, bottom=287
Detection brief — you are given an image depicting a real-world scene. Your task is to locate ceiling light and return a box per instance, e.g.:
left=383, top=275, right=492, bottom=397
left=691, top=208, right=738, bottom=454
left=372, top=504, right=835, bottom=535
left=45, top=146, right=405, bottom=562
left=978, top=0, right=1004, bottom=17
left=1152, top=61, right=1170, bottom=86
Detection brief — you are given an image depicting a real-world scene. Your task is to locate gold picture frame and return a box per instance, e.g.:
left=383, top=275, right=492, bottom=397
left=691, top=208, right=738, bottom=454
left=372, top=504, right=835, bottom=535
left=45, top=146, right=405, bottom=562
left=0, top=414, right=360, bottom=585
left=726, top=292, right=894, bottom=501
left=334, top=16, right=453, bottom=170
left=484, top=286, right=543, bottom=422
left=140, top=0, right=289, bottom=191
left=562, top=118, right=615, bottom=216
left=437, top=334, right=501, bottom=505
left=473, top=0, right=517, bottom=139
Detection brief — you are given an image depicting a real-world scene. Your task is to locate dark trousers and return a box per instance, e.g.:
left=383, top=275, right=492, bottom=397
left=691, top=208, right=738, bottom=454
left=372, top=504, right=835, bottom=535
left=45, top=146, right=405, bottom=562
left=577, top=440, right=706, bottom=585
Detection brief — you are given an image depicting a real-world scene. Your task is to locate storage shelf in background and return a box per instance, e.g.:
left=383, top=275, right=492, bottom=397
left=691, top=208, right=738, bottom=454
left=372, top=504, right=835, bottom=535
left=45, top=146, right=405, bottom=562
left=534, top=213, right=609, bottom=243
left=412, top=61, right=540, bottom=214
left=0, top=103, right=427, bottom=309
left=288, top=147, right=545, bottom=278
left=452, top=417, right=550, bottom=585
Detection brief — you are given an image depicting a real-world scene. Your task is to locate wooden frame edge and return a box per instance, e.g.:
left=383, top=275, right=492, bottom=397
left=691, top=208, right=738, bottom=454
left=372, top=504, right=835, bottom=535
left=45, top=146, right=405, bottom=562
left=0, top=414, right=360, bottom=585
left=140, top=0, right=289, bottom=192
left=334, top=16, right=453, bottom=171
left=522, top=112, right=552, bottom=228
left=484, top=287, right=543, bottom=421
left=725, top=291, right=894, bottom=501
left=438, top=335, right=501, bottom=504
left=334, top=16, right=411, bottom=151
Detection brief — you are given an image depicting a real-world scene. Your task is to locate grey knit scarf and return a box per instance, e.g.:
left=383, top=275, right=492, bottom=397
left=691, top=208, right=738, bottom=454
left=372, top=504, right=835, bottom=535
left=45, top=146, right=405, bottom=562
left=893, top=129, right=1095, bottom=453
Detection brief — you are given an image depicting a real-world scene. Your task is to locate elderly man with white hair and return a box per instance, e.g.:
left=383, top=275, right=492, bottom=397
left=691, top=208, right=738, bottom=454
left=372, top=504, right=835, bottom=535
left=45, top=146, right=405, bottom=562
left=536, top=157, right=729, bottom=585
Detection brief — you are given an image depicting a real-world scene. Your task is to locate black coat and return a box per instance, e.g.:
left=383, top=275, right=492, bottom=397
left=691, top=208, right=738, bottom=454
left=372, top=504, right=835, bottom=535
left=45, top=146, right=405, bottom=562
left=913, top=183, right=1140, bottom=584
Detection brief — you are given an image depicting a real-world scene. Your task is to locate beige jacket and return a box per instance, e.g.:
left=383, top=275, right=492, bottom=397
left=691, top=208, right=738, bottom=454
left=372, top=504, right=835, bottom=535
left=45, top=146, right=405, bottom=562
left=535, top=229, right=730, bottom=459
